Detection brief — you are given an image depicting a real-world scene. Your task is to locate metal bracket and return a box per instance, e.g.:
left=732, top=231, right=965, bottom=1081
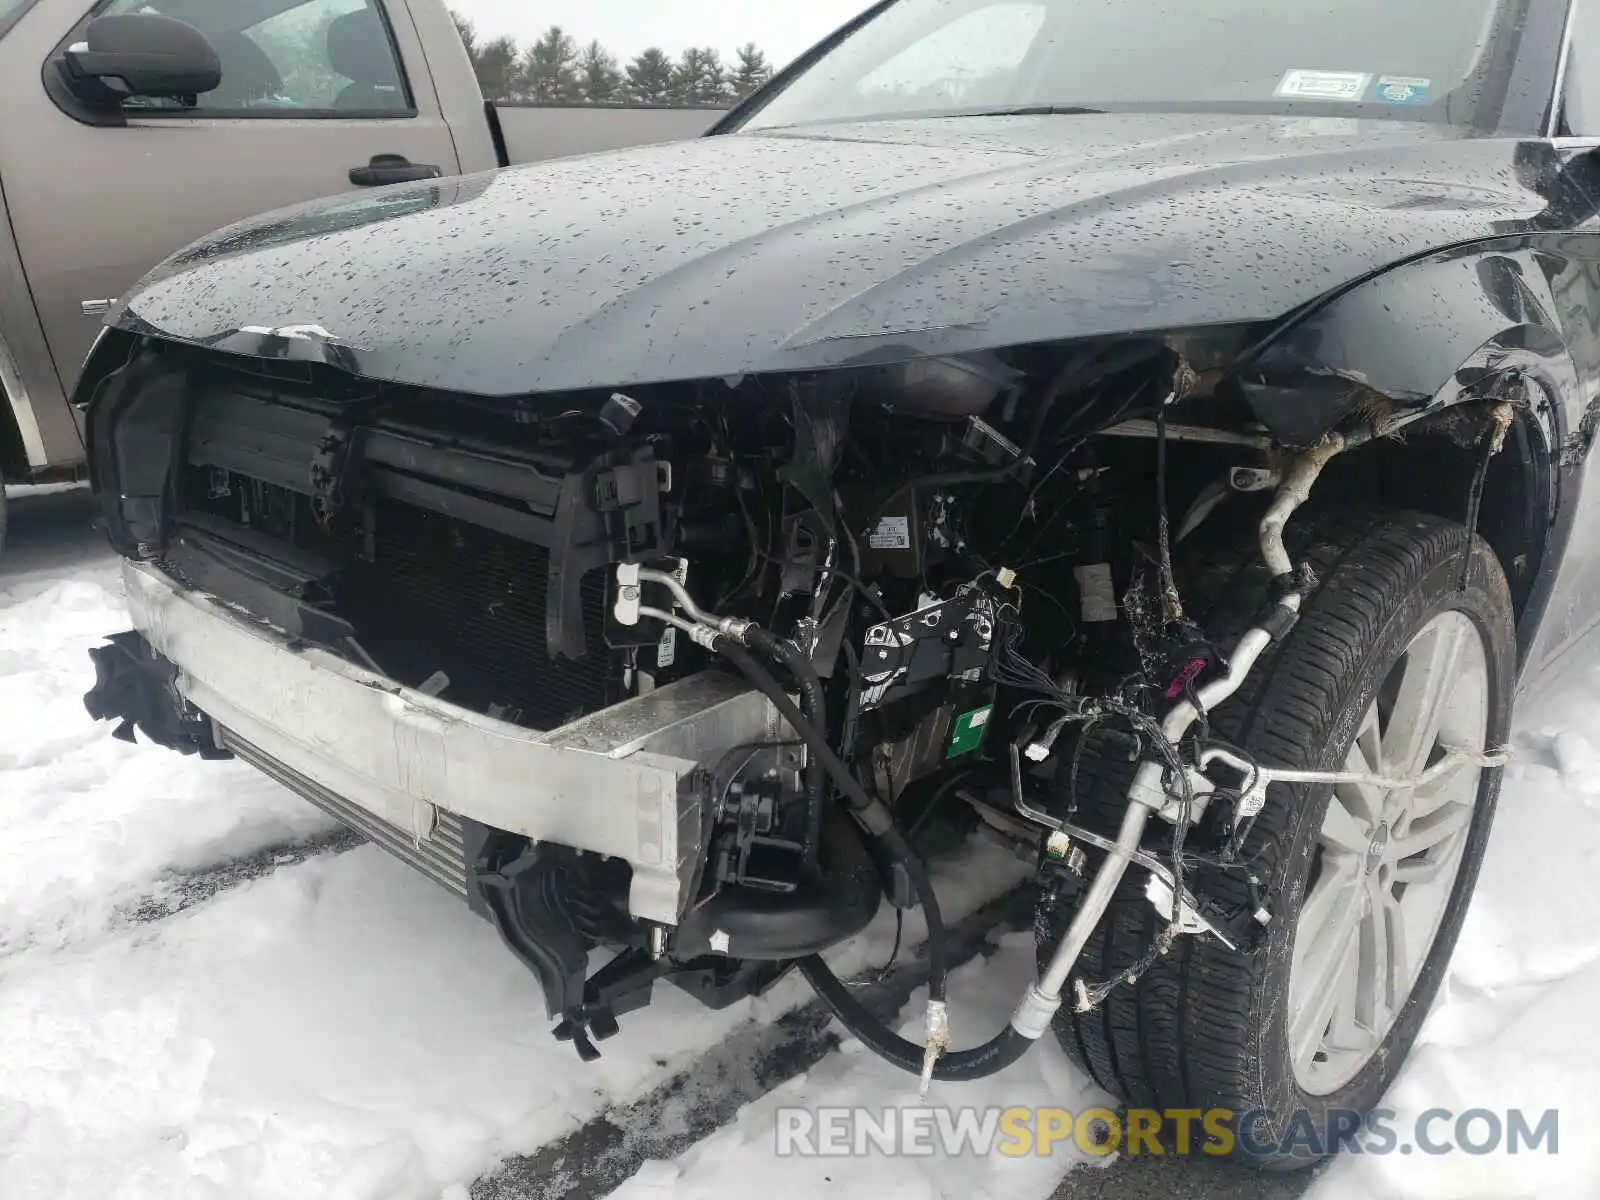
left=1144, top=874, right=1225, bottom=941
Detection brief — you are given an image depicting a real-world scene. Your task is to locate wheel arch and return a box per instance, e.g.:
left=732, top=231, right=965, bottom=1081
left=1232, top=237, right=1594, bottom=661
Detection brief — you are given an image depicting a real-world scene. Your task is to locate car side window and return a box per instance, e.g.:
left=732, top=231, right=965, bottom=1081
left=98, top=0, right=410, bottom=114
left=1566, top=0, right=1600, bottom=135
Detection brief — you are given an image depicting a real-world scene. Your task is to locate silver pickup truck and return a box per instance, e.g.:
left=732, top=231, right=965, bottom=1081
left=0, top=0, right=719, bottom=549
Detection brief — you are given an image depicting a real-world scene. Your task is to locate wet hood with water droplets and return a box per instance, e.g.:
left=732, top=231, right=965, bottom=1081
left=115, top=112, right=1558, bottom=397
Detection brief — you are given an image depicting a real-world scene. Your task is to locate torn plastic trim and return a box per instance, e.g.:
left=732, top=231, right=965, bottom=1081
left=83, top=630, right=232, bottom=758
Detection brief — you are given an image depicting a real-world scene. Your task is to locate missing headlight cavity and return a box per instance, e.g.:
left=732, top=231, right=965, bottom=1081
left=84, top=324, right=1548, bottom=1083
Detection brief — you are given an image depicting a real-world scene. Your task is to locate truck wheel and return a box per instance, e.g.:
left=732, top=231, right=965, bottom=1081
left=0, top=476, right=8, bottom=561
left=1036, top=510, right=1515, bottom=1167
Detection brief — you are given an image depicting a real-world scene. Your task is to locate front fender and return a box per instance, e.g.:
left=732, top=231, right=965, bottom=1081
left=1235, top=238, right=1586, bottom=448
left=1233, top=235, right=1600, bottom=671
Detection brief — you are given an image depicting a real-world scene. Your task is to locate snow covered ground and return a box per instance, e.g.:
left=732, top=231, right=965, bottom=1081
left=2, top=487, right=1598, bottom=1200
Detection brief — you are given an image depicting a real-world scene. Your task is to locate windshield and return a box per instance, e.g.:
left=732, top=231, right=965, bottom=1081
left=740, top=0, right=1534, bottom=131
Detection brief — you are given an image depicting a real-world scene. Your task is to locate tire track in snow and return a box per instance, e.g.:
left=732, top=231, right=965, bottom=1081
left=118, top=827, right=365, bottom=925
left=471, top=890, right=1035, bottom=1200
left=471, top=881, right=1316, bottom=1200
left=0, top=829, right=363, bottom=964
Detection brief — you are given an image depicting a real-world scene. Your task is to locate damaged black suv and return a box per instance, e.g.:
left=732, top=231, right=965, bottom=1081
left=78, top=0, right=1600, bottom=1165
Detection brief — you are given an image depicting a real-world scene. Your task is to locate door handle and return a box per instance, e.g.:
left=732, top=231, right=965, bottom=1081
left=349, top=154, right=442, bottom=187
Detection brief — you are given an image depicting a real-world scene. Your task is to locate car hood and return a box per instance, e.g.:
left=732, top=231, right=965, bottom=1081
left=115, top=112, right=1564, bottom=397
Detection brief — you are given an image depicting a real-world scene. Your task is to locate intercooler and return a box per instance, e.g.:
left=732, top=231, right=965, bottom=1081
left=221, top=727, right=470, bottom=898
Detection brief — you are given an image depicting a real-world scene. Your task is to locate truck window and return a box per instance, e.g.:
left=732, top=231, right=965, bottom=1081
left=98, top=0, right=411, bottom=114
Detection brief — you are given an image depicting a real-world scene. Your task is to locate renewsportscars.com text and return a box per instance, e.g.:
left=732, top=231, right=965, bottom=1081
left=774, top=1106, right=1560, bottom=1159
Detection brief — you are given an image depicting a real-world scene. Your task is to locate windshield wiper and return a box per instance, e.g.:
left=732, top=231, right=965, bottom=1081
left=946, top=105, right=1106, bottom=118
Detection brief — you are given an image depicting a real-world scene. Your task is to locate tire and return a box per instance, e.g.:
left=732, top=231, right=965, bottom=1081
left=0, top=476, right=8, bottom=561
left=1036, top=509, right=1515, bottom=1167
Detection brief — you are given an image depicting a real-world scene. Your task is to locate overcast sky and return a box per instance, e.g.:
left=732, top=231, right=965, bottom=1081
left=448, top=0, right=872, bottom=66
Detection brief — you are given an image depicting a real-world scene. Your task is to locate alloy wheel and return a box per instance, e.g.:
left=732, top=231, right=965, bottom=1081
left=1287, top=610, right=1489, bottom=1096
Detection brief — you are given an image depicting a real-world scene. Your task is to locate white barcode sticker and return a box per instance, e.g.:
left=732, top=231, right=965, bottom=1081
left=657, top=625, right=678, bottom=669
left=869, top=515, right=912, bottom=551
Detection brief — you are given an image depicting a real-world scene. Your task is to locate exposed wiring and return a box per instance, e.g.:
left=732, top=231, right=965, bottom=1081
left=989, top=596, right=1227, bottom=1010
left=999, top=382, right=1155, bottom=557
left=1154, top=402, right=1183, bottom=623
left=849, top=908, right=905, bottom=988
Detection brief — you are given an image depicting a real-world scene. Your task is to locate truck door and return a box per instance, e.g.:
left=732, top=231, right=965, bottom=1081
left=0, top=0, right=463, bottom=392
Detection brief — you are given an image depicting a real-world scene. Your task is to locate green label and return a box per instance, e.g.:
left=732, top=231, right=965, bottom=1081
left=946, top=705, right=992, bottom=758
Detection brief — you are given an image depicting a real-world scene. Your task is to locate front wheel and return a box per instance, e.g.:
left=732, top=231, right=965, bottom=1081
left=1037, top=510, right=1516, bottom=1167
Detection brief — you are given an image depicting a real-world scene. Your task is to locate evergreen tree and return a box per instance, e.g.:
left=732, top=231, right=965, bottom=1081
left=473, top=34, right=520, bottom=100
left=731, top=43, right=773, bottom=99
left=625, top=47, right=675, bottom=105
left=577, top=39, right=623, bottom=104
left=521, top=25, right=581, bottom=103
left=453, top=21, right=766, bottom=109
left=670, top=47, right=729, bottom=106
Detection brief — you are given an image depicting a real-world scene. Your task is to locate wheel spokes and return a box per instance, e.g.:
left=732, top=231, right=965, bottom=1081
left=1377, top=877, right=1410, bottom=1016
left=1289, top=875, right=1364, bottom=1072
left=1391, top=802, right=1474, bottom=863
left=1289, top=611, right=1490, bottom=1097
left=1408, top=755, right=1478, bottom=822
left=1291, top=923, right=1360, bottom=1073
left=1355, top=877, right=1395, bottom=1034
left=1294, top=855, right=1363, bottom=974
left=1354, top=704, right=1383, bottom=778
left=1320, top=792, right=1375, bottom=855
left=1321, top=952, right=1367, bottom=1055
left=1338, top=735, right=1386, bottom=828
left=1382, top=619, right=1469, bottom=779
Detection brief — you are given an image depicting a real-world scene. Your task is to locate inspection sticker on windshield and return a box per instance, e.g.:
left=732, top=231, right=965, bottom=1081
left=1371, top=76, right=1431, bottom=104
left=1275, top=70, right=1372, bottom=101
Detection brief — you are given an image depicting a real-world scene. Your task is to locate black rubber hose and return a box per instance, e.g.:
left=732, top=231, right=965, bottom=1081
left=717, top=637, right=1038, bottom=1083
left=745, top=628, right=827, bottom=863
left=715, top=639, right=950, bottom=1003
left=796, top=954, right=1036, bottom=1081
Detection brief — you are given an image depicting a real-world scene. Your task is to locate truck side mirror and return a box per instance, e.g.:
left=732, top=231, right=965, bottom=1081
left=57, top=13, right=221, bottom=108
